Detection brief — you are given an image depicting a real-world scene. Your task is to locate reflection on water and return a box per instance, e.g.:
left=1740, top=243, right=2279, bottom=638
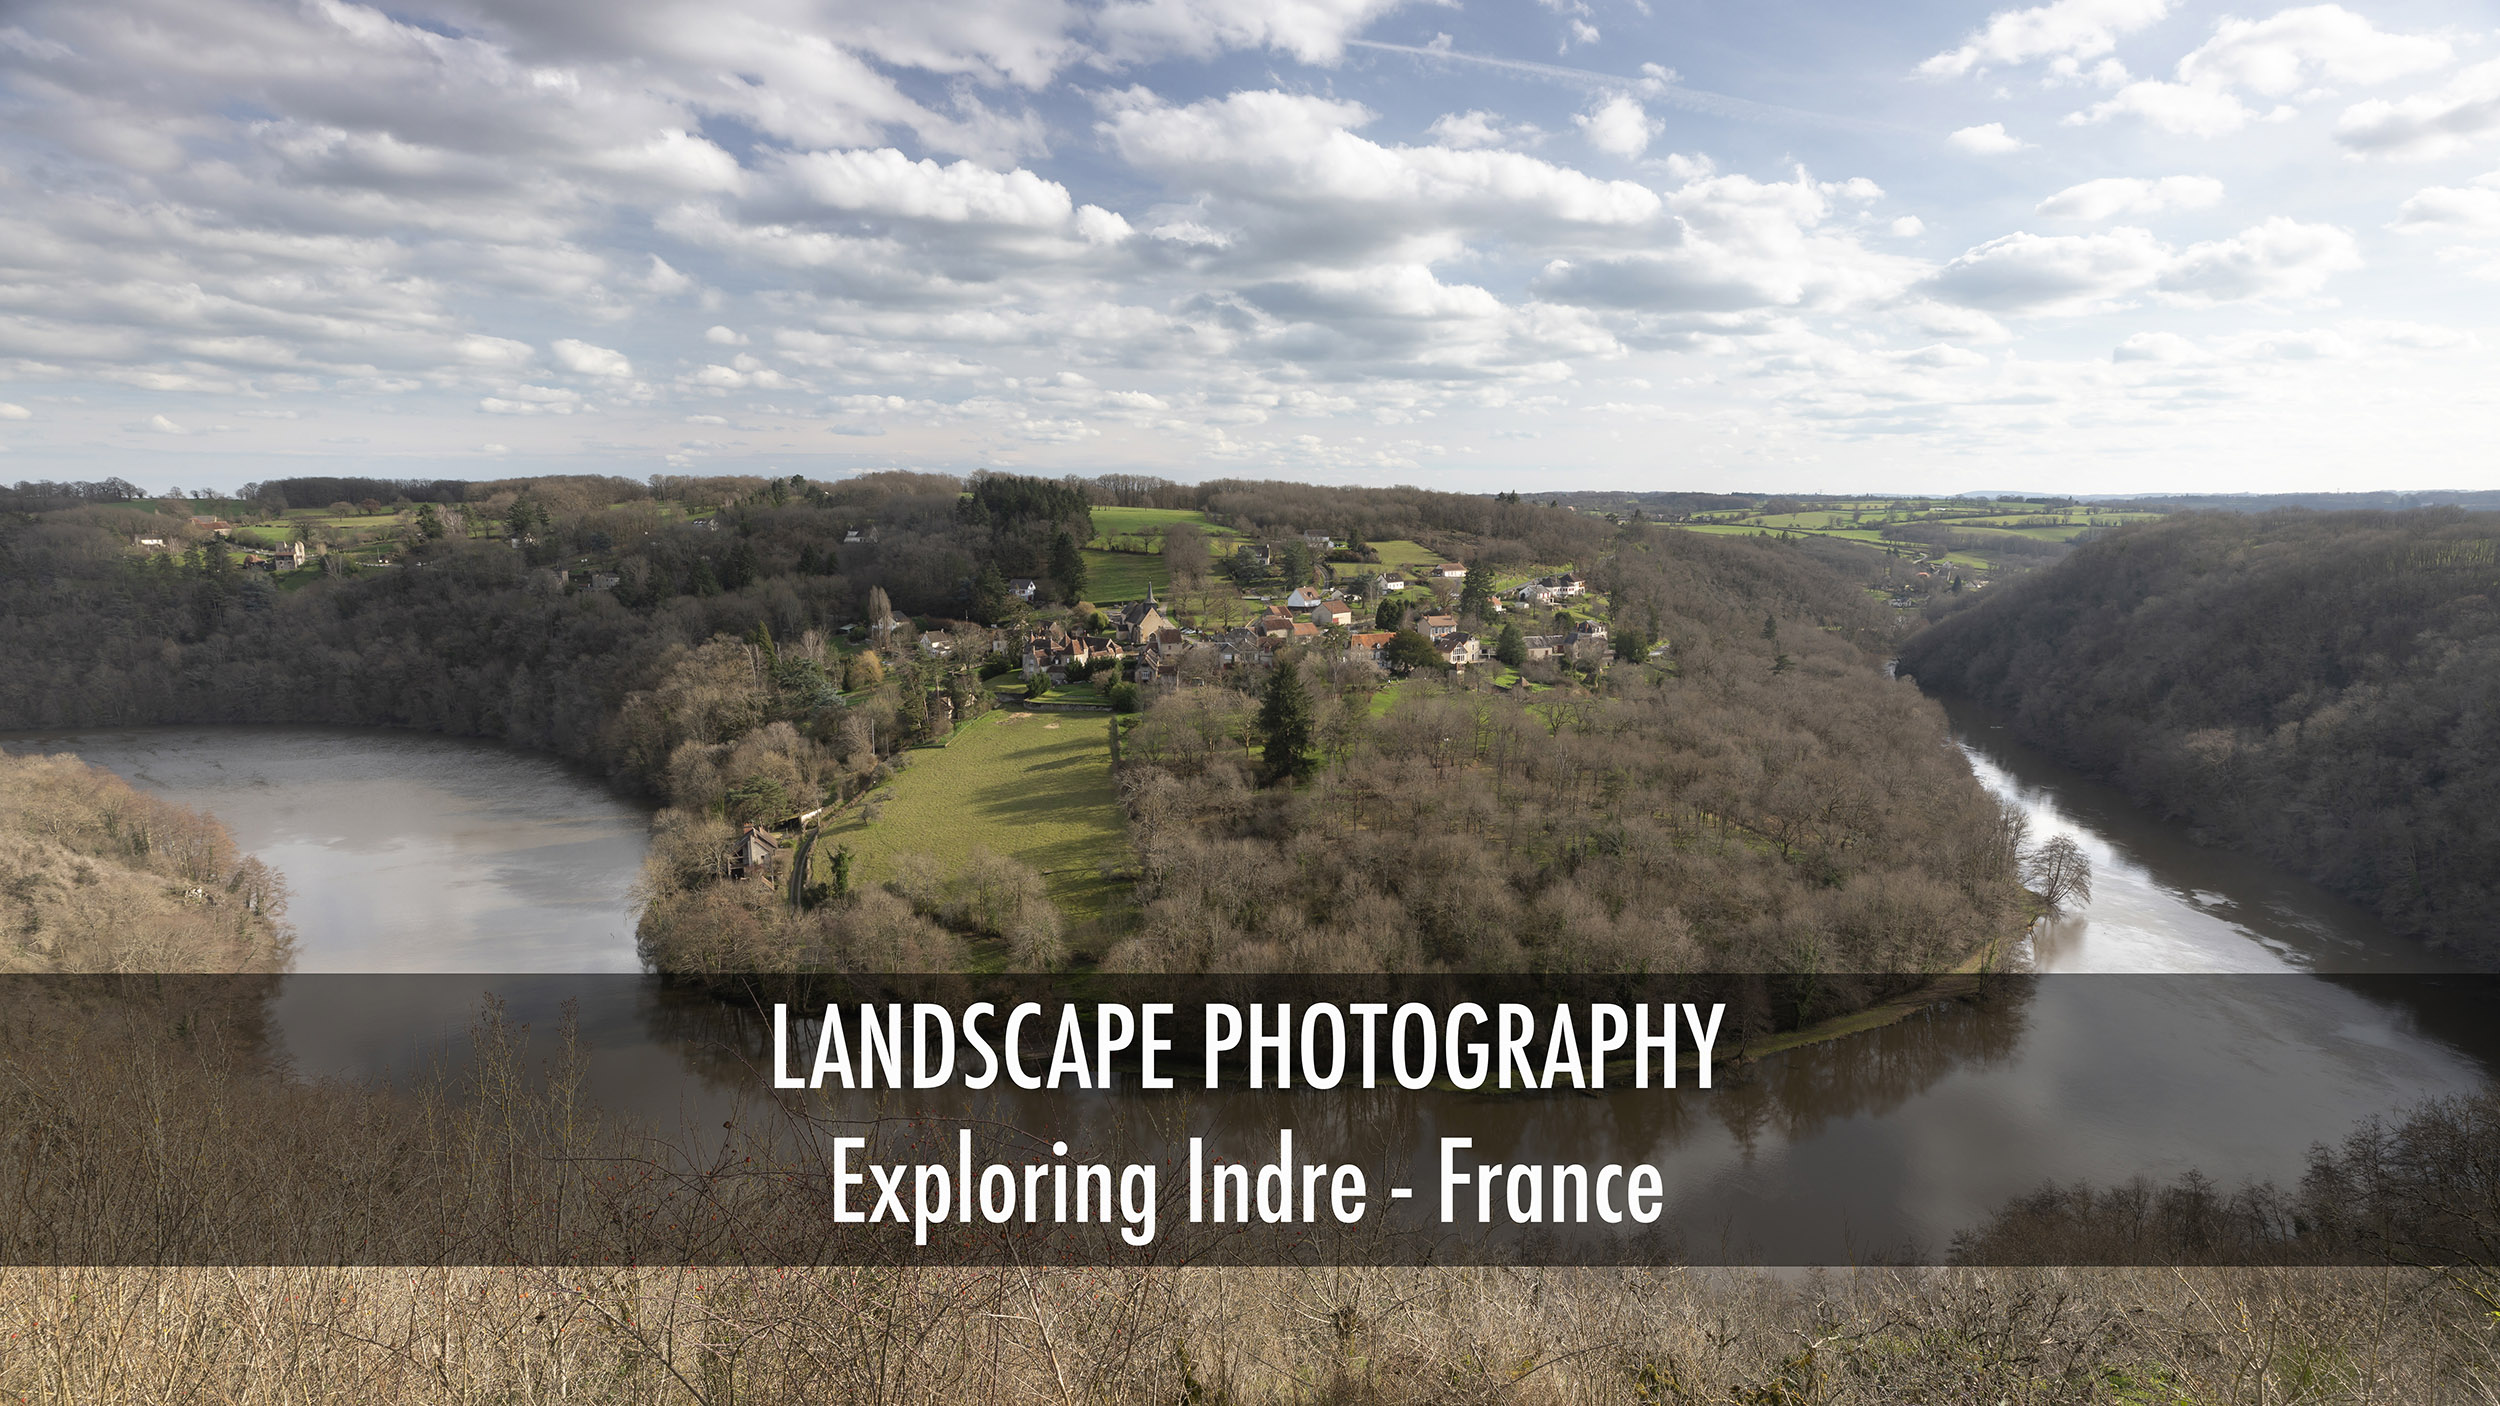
left=12, top=719, right=2491, bottom=1261
left=0, top=726, right=649, bottom=972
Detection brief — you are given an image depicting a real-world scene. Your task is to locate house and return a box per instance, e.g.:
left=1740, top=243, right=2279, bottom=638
left=1379, top=572, right=1407, bottom=592
left=1311, top=599, right=1354, bottom=627
left=1251, top=612, right=1296, bottom=638
left=1431, top=562, right=1466, bottom=581
left=1550, top=573, right=1587, bottom=598
left=1284, top=585, right=1327, bottom=611
left=1522, top=634, right=1565, bottom=662
left=1437, top=631, right=1483, bottom=665
left=1007, top=578, right=1040, bottom=602
left=1512, top=582, right=1556, bottom=606
left=1349, top=630, right=1394, bottom=664
left=729, top=824, right=782, bottom=880
left=1417, top=613, right=1457, bottom=640
left=1301, top=531, right=1340, bottom=551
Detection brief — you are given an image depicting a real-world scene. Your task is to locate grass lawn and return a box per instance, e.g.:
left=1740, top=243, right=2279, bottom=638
left=815, top=710, right=1131, bottom=950
left=1366, top=539, right=1445, bottom=571
left=1089, top=506, right=1227, bottom=537
left=1080, top=548, right=1168, bottom=602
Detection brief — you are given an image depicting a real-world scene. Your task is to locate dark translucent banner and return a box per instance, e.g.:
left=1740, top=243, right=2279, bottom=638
left=1, top=973, right=2493, bottom=1266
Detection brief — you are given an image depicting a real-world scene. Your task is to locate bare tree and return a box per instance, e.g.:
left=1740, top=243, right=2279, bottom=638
left=2023, top=834, right=2094, bottom=913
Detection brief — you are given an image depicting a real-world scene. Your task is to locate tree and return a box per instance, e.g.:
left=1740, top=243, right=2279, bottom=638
left=1385, top=629, right=1442, bottom=672
left=1458, top=561, right=1495, bottom=620
left=1163, top=522, right=1209, bottom=591
left=1048, top=531, right=1087, bottom=603
left=413, top=503, right=446, bottom=541
left=1258, top=655, right=1315, bottom=782
left=2024, top=835, right=2094, bottom=913
left=1374, top=597, right=1404, bottom=632
left=971, top=563, right=1012, bottom=623
left=1494, top=622, right=1527, bottom=668
left=1277, top=538, right=1313, bottom=587
left=842, top=651, right=883, bottom=692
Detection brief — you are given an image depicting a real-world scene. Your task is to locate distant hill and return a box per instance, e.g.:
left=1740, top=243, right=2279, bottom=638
left=1898, top=508, right=2500, bottom=954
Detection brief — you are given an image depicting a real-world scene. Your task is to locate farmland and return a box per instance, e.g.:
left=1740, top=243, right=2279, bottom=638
left=1656, top=497, right=2167, bottom=571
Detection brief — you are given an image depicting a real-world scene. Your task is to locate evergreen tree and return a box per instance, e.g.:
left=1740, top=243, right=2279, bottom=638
left=1257, top=655, right=1315, bottom=782
left=972, top=562, right=1012, bottom=622
left=1048, top=531, right=1088, bottom=603
left=1494, top=622, right=1526, bottom=668
left=1374, top=596, right=1404, bottom=632
left=1458, top=561, right=1495, bottom=620
left=1277, top=538, right=1313, bottom=586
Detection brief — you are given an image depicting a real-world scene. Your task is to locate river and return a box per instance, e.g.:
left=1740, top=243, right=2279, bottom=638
left=6, top=717, right=2488, bottom=1262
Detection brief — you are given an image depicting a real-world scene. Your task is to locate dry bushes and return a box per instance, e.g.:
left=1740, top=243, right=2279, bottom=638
left=0, top=750, right=291, bottom=972
left=3, top=1262, right=2493, bottom=1403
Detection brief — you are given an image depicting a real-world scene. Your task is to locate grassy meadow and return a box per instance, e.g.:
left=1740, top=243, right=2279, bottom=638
left=815, top=709, right=1131, bottom=953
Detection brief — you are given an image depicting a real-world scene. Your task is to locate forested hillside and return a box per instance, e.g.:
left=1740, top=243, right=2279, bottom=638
left=1898, top=509, right=2500, bottom=952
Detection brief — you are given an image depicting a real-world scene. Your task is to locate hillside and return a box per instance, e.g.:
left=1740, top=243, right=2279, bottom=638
left=0, top=750, right=292, bottom=972
left=1897, top=509, right=2500, bottom=953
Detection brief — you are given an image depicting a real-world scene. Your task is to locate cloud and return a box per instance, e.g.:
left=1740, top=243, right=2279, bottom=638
left=1426, top=111, right=1517, bottom=149
left=1919, top=0, right=2172, bottom=79
left=1091, top=0, right=1421, bottom=64
left=1576, top=96, right=1660, bottom=158
left=2175, top=6, right=2450, bottom=95
left=551, top=338, right=633, bottom=377
left=1948, top=123, right=2030, bottom=154
left=2071, top=6, right=2451, bottom=137
left=457, top=335, right=537, bottom=368
left=2037, top=175, right=2225, bottom=219
left=2391, top=174, right=2500, bottom=234
left=0, top=403, right=28, bottom=420
left=1926, top=217, right=2358, bottom=312
left=142, top=413, right=185, bottom=434
left=2066, top=80, right=2259, bottom=135
left=1890, top=215, right=1926, bottom=237
left=2336, top=59, right=2500, bottom=161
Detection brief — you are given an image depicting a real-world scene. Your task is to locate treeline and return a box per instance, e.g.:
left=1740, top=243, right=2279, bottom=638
left=1897, top=509, right=2500, bottom=951
left=0, top=477, right=149, bottom=514
left=1114, top=526, right=2027, bottom=977
left=0, top=751, right=291, bottom=972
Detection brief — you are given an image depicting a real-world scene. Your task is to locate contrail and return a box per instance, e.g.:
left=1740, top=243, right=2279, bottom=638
left=1342, top=38, right=1916, bottom=138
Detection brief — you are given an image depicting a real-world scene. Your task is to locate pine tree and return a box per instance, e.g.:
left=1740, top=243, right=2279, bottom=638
left=1258, top=656, right=1315, bottom=783
left=1374, top=596, right=1404, bottom=632
left=1458, top=561, right=1494, bottom=620
left=1494, top=622, right=1526, bottom=668
left=1049, top=532, right=1087, bottom=603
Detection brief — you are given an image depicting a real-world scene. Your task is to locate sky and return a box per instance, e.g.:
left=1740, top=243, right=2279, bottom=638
left=2, top=0, right=2497, bottom=496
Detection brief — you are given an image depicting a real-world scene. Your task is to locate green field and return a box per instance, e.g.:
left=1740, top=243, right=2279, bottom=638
left=815, top=710, right=1130, bottom=946
left=1080, top=548, right=1168, bottom=602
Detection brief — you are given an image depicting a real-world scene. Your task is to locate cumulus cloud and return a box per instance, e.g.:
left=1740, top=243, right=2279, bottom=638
left=1918, top=0, right=2172, bottom=79
left=1949, top=123, right=2030, bottom=154
left=2070, top=6, right=2451, bottom=137
left=1576, top=96, right=1660, bottom=158
left=1926, top=217, right=2358, bottom=312
left=1091, top=0, right=1420, bottom=64
left=2337, top=59, right=2500, bottom=161
left=1920, top=0, right=2180, bottom=79
left=551, top=339, right=633, bottom=377
left=2391, top=174, right=2500, bottom=234
left=2037, top=175, right=2224, bottom=219
left=0, top=403, right=29, bottom=420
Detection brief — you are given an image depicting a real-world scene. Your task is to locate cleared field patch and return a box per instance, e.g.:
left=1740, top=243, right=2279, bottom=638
left=816, top=710, right=1130, bottom=945
left=1080, top=548, right=1167, bottom=602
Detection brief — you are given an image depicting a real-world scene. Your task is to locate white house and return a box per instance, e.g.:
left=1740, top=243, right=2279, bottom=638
left=1432, top=562, right=1466, bottom=581
left=1008, top=578, right=1040, bottom=602
left=1285, top=585, right=1327, bottom=610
